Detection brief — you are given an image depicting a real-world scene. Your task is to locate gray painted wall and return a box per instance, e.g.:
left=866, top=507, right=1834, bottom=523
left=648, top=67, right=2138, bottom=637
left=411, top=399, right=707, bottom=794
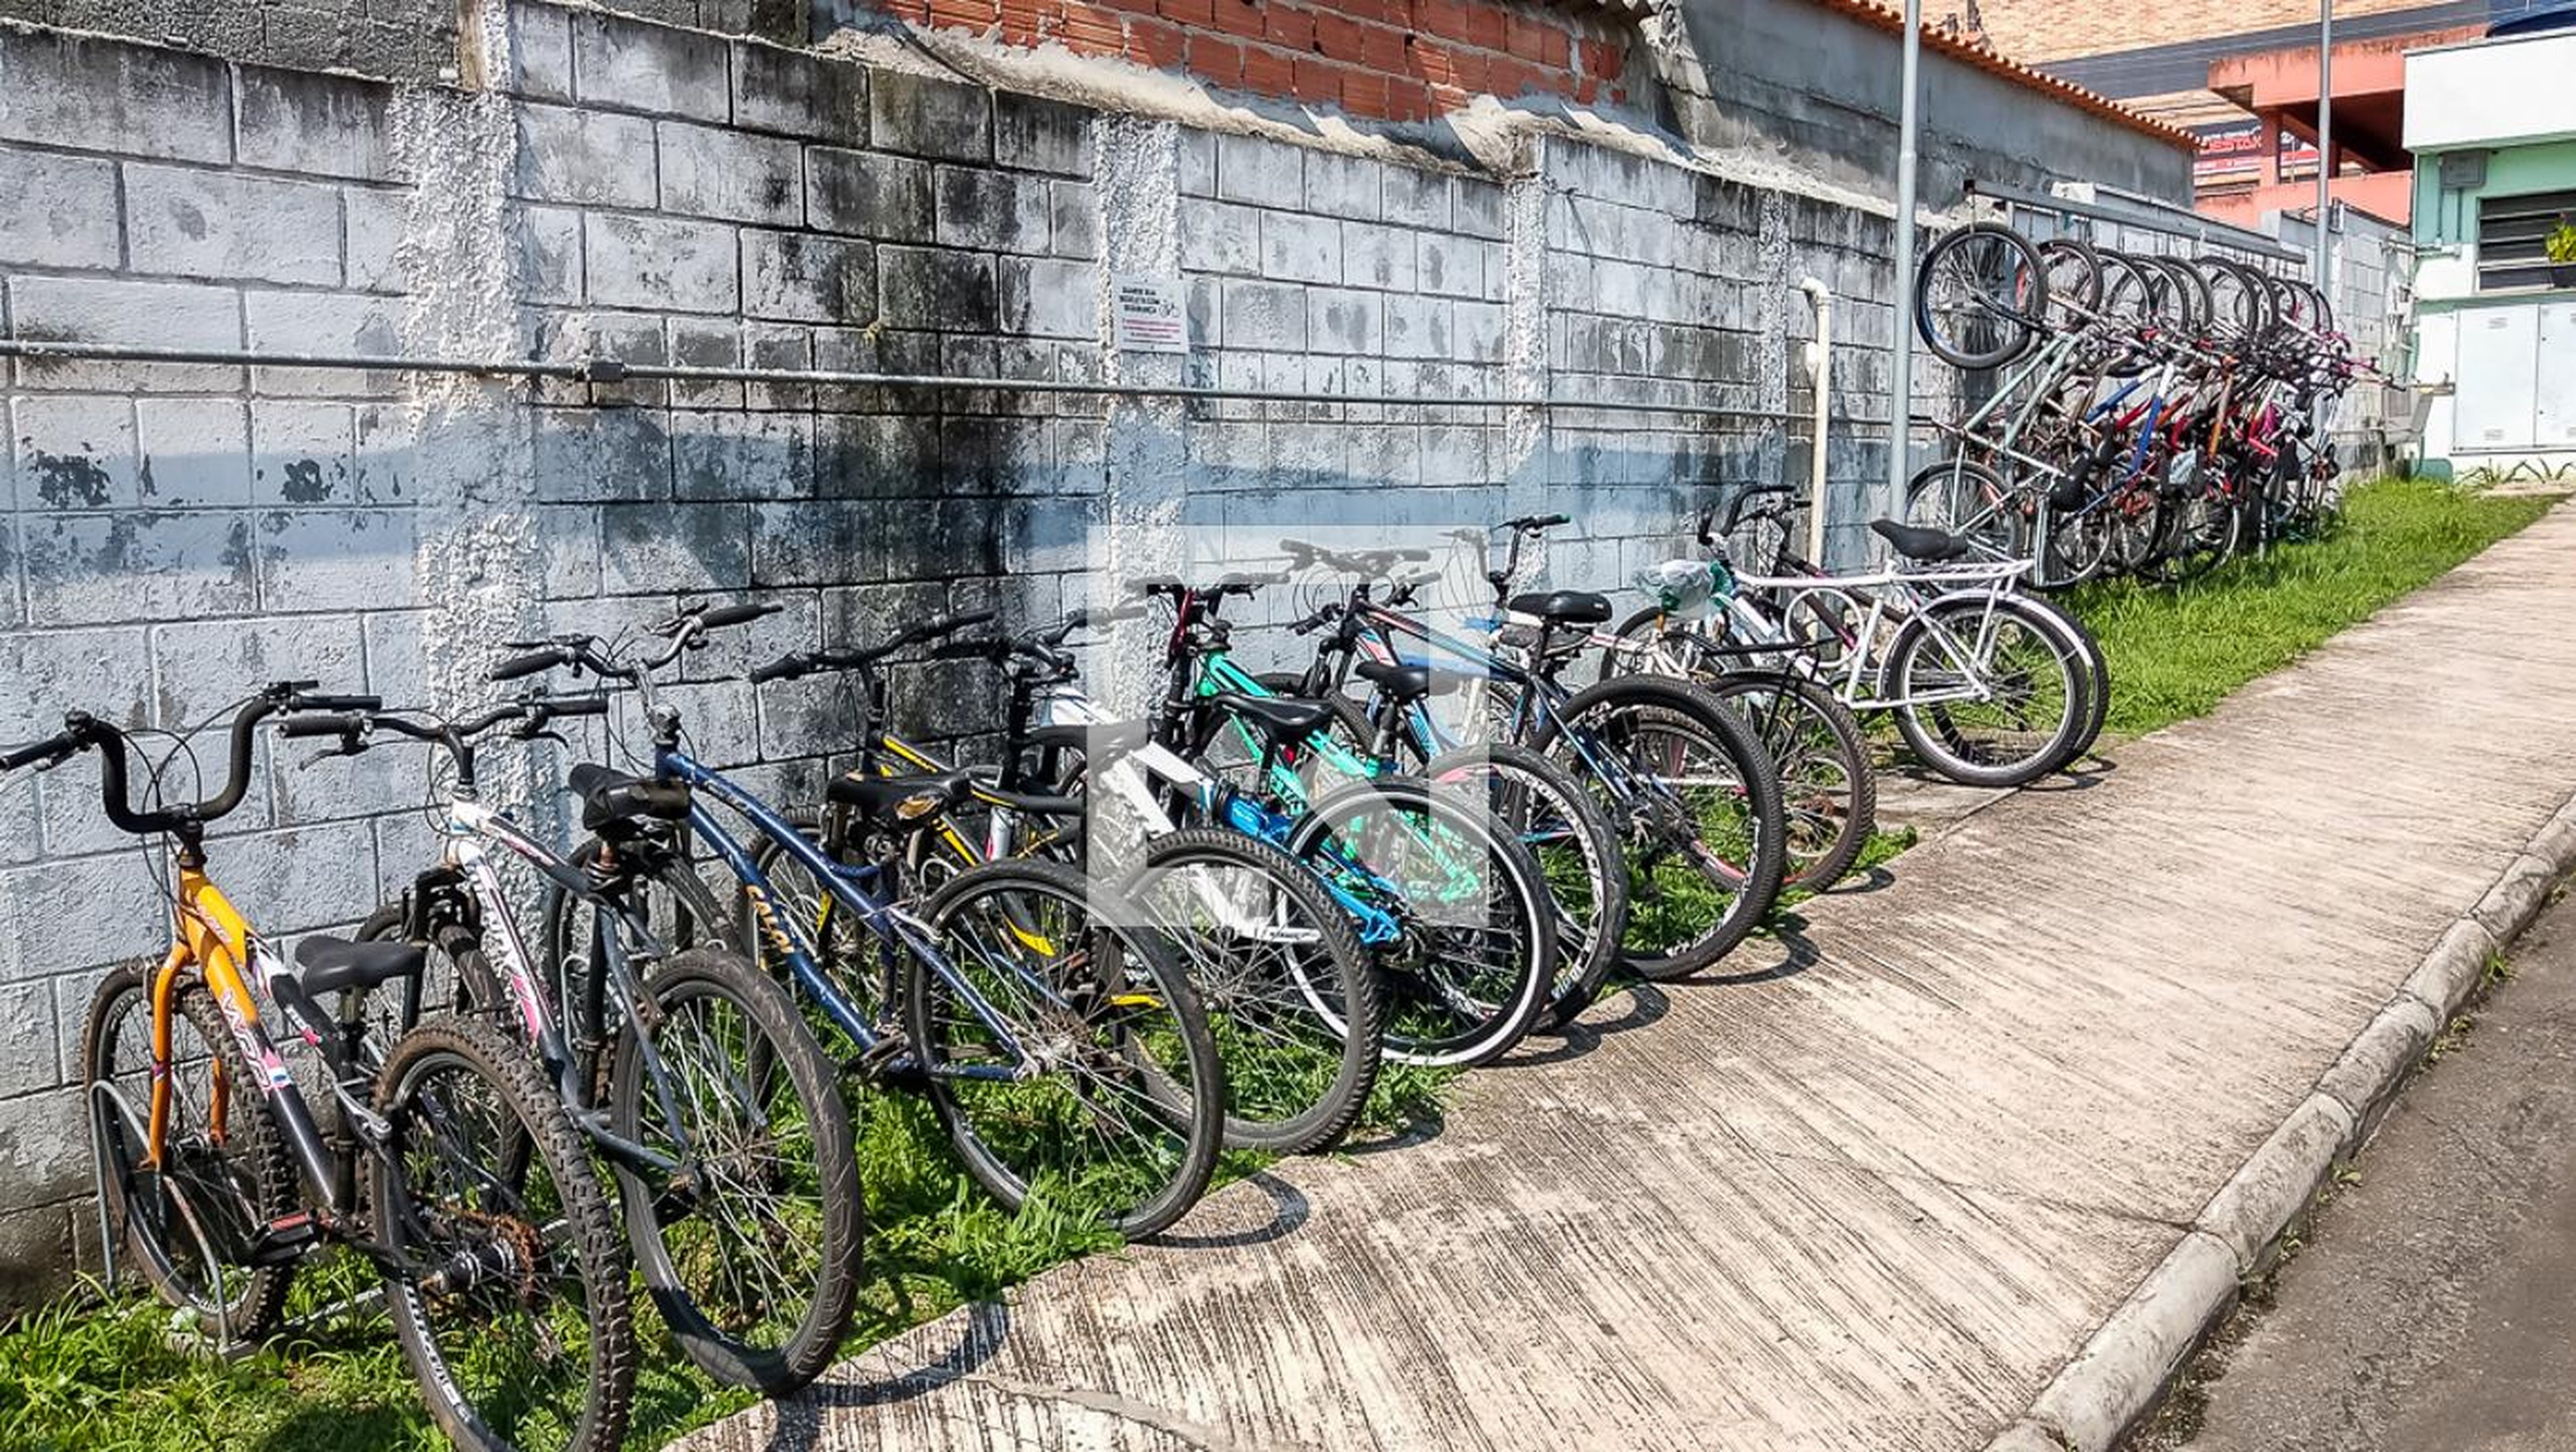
left=1661, top=0, right=2195, bottom=207
left=0, top=0, right=1957, bottom=1302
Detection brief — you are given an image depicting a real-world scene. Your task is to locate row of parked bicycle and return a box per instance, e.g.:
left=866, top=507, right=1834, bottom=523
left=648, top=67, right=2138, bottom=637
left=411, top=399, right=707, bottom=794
left=1905, top=220, right=2383, bottom=586
left=3, top=490, right=2111, bottom=1449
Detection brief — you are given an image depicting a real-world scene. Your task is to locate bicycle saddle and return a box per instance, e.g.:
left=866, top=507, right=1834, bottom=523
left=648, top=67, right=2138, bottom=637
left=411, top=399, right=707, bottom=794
left=1355, top=660, right=1458, bottom=702
left=1210, top=693, right=1338, bottom=746
left=1506, top=590, right=1613, bottom=626
left=568, top=763, right=692, bottom=834
left=827, top=770, right=976, bottom=825
left=1869, top=519, right=1972, bottom=564
left=295, top=937, right=426, bottom=996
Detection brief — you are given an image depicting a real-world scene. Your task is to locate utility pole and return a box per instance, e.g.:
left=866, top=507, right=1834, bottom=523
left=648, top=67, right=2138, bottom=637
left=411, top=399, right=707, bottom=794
left=2315, top=0, right=2334, bottom=293
left=1887, top=0, right=1923, bottom=536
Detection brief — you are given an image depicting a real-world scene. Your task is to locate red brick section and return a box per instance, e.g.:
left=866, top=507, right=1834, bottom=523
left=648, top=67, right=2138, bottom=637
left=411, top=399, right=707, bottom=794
left=860, top=0, right=1632, bottom=120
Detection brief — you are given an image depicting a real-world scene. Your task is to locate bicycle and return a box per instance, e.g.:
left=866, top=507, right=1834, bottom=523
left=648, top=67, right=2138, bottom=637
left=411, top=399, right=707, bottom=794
left=291, top=665, right=864, bottom=1395
left=5, top=685, right=635, bottom=1452
left=504, top=607, right=1227, bottom=1238
left=753, top=605, right=1387, bottom=1155
left=1269, top=516, right=1788, bottom=981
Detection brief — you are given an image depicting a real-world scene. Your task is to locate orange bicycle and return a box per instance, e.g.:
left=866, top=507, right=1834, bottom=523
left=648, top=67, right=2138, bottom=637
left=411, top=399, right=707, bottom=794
left=4, top=683, right=636, bottom=1452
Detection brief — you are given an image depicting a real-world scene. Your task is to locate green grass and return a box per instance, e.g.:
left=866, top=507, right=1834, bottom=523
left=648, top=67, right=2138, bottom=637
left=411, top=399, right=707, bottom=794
left=2071, top=476, right=2558, bottom=741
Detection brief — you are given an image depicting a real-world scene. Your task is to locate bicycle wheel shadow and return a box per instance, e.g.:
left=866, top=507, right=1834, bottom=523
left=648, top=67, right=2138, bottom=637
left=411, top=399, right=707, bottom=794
left=1147, top=1172, right=1311, bottom=1251
left=1681, top=918, right=1819, bottom=988
left=753, top=1299, right=1013, bottom=1451
left=1489, top=981, right=1673, bottom=1071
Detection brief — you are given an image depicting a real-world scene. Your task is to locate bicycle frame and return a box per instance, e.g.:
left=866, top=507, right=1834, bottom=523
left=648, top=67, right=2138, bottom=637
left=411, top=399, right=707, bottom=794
left=1718, top=557, right=2035, bottom=715
left=653, top=741, right=1038, bottom=1080
left=149, top=856, right=350, bottom=1212
left=403, top=796, right=693, bottom=1178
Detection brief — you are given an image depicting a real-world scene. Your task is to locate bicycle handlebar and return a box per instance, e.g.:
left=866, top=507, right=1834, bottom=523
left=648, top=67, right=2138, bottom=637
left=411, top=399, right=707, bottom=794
left=3, top=681, right=378, bottom=837
left=749, top=609, right=998, bottom=684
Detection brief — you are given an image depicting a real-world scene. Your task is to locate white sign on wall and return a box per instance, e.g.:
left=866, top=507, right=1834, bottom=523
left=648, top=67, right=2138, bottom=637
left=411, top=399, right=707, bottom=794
left=1112, top=274, right=1189, bottom=354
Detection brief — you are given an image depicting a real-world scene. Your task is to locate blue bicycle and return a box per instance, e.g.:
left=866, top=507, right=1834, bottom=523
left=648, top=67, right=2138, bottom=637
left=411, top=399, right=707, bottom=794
left=506, top=603, right=1226, bottom=1239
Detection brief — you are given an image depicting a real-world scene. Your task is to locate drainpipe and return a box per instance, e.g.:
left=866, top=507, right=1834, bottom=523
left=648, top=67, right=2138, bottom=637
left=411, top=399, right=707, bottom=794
left=1800, top=276, right=1834, bottom=566
left=1887, top=0, right=1923, bottom=527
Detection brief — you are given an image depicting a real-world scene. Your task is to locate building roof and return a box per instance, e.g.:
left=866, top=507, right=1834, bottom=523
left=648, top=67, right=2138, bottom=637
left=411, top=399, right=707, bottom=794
left=1794, top=0, right=2202, bottom=149
left=1555, top=0, right=2198, bottom=149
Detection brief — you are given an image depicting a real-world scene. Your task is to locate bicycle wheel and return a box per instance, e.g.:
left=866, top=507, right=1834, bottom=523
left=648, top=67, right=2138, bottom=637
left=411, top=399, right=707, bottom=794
left=1915, top=221, right=2049, bottom=370
left=608, top=946, right=863, bottom=1394
left=1284, top=774, right=1556, bottom=1068
left=1882, top=595, right=2086, bottom=788
left=1425, top=742, right=1628, bottom=1029
left=910, top=859, right=1222, bottom=1238
left=1904, top=457, right=2024, bottom=561
left=2014, top=592, right=2112, bottom=762
left=1530, top=676, right=1787, bottom=980
left=2040, top=235, right=2104, bottom=319
left=83, top=964, right=295, bottom=1345
left=2149, top=476, right=2240, bottom=585
left=376, top=1014, right=636, bottom=1452
left=1699, top=672, right=1875, bottom=892
left=1118, top=827, right=1381, bottom=1155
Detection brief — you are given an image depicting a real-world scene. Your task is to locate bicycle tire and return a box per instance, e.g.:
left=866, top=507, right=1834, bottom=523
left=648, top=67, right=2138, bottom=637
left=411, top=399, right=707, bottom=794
left=1284, top=774, right=1557, bottom=1068
left=609, top=945, right=863, bottom=1394
left=1914, top=221, right=2049, bottom=370
left=1882, top=594, right=2086, bottom=788
left=376, top=1013, right=637, bottom=1452
left=1904, top=457, right=2025, bottom=562
left=910, top=858, right=1224, bottom=1239
left=2014, top=593, right=2112, bottom=762
left=1119, top=827, right=1383, bottom=1155
left=1424, top=742, right=1629, bottom=1029
left=83, top=964, right=296, bottom=1345
left=1698, top=671, right=1876, bottom=892
left=1529, top=675, right=1788, bottom=979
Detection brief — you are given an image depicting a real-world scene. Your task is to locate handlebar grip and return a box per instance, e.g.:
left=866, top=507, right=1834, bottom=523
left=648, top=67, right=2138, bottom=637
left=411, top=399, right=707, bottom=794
left=0, top=735, right=72, bottom=771
left=749, top=656, right=808, bottom=685
left=926, top=608, right=999, bottom=636
left=279, top=714, right=362, bottom=739
left=1508, top=513, right=1570, bottom=531
left=534, top=696, right=609, bottom=717
left=490, top=649, right=564, bottom=682
left=297, top=692, right=382, bottom=713
left=1067, top=603, right=1148, bottom=629
left=929, top=638, right=1002, bottom=660
left=701, top=601, right=784, bottom=629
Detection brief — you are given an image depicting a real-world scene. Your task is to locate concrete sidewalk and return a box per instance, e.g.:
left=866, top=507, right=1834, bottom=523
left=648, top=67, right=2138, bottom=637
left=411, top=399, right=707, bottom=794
left=681, top=505, right=2576, bottom=1452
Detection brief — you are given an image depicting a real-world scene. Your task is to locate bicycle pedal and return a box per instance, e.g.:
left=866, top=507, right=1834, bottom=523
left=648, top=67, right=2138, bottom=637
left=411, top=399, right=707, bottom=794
left=248, top=1212, right=319, bottom=1266
left=848, top=1040, right=928, bottom=1091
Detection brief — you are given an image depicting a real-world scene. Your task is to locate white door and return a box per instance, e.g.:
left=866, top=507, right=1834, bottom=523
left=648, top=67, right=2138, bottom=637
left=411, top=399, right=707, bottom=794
left=2454, top=304, right=2539, bottom=454
left=2536, top=303, right=2576, bottom=451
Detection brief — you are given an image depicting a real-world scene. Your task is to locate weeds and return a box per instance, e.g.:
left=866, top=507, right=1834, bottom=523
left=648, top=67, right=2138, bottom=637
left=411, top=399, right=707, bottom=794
left=2072, top=477, right=2557, bottom=740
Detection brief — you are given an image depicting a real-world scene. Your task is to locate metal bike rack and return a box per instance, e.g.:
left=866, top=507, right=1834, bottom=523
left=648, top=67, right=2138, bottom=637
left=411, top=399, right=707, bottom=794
left=1966, top=177, right=2308, bottom=266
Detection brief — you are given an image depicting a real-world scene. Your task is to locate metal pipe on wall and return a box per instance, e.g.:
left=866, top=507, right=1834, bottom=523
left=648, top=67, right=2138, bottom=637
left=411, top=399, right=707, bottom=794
left=1886, top=0, right=1923, bottom=518
left=0, top=338, right=1810, bottom=423
left=1800, top=276, right=1834, bottom=566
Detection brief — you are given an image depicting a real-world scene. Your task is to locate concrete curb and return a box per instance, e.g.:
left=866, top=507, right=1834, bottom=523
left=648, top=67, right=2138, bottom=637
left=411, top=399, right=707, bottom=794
left=1983, top=792, right=2576, bottom=1452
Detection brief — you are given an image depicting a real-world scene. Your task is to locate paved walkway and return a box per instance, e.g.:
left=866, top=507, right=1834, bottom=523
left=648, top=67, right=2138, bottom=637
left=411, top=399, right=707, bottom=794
left=682, top=505, right=2576, bottom=1452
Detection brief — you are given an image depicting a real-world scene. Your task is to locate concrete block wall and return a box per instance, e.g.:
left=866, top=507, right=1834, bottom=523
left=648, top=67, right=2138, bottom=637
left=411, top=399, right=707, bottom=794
left=0, top=0, right=1942, bottom=1301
